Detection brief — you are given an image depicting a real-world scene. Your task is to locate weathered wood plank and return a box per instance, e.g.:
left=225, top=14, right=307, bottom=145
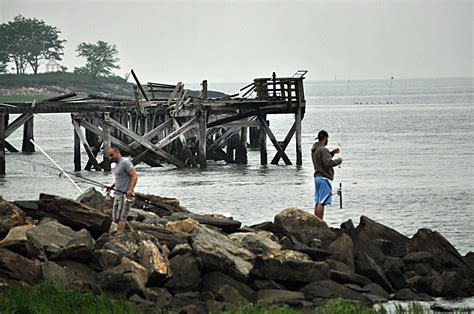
left=72, top=120, right=102, bottom=171
left=0, top=114, right=5, bottom=175
left=197, top=110, right=207, bottom=168
left=257, top=115, right=292, bottom=165
left=271, top=121, right=296, bottom=165
left=22, top=116, right=35, bottom=153
left=172, top=118, right=197, bottom=167
left=103, top=115, right=186, bottom=168
left=5, top=113, right=34, bottom=138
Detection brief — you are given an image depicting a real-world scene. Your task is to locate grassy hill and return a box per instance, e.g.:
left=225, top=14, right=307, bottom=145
left=0, top=72, right=227, bottom=101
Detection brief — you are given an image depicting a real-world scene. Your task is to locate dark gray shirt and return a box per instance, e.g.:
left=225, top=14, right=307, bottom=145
left=311, top=141, right=342, bottom=180
left=113, top=158, right=134, bottom=194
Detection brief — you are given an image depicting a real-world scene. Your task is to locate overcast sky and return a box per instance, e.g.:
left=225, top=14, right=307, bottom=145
left=1, top=0, right=472, bottom=83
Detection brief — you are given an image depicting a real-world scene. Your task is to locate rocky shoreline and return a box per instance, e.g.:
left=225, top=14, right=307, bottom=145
left=0, top=189, right=473, bottom=313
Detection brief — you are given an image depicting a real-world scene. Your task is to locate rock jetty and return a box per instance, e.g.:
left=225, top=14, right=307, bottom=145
left=0, top=189, right=473, bottom=312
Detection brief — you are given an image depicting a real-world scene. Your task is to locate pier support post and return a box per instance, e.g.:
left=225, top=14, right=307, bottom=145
left=198, top=110, right=207, bottom=169
left=21, top=116, right=35, bottom=153
left=259, top=116, right=267, bottom=165
left=295, top=106, right=303, bottom=166
left=236, top=127, right=248, bottom=164
left=0, top=114, right=5, bottom=175
left=102, top=115, right=112, bottom=171
left=74, top=128, right=81, bottom=171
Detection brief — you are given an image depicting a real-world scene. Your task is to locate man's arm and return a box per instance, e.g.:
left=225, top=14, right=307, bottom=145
left=322, top=148, right=342, bottom=168
left=127, top=168, right=138, bottom=197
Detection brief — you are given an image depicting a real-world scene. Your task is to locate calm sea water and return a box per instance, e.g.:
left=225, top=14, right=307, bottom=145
left=1, top=77, right=473, bottom=254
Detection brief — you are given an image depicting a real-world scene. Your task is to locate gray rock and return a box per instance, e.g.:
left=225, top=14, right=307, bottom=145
left=402, top=251, right=433, bottom=264
left=354, top=251, right=393, bottom=292
left=100, top=261, right=150, bottom=297
left=144, top=287, right=173, bottom=306
left=56, top=260, right=100, bottom=291
left=363, top=282, right=390, bottom=300
left=26, top=220, right=85, bottom=257
left=384, top=257, right=406, bottom=290
left=255, top=289, right=305, bottom=307
left=0, top=198, right=26, bottom=237
left=76, top=187, right=112, bottom=215
left=38, top=194, right=111, bottom=237
left=192, top=225, right=254, bottom=281
left=330, top=270, right=371, bottom=286
left=0, top=224, right=35, bottom=255
left=229, top=231, right=281, bottom=255
left=130, top=221, right=191, bottom=250
left=252, top=249, right=330, bottom=283
left=300, top=280, right=370, bottom=302
left=169, top=243, right=193, bottom=258
left=328, top=233, right=355, bottom=271
left=274, top=208, right=336, bottom=246
left=356, top=216, right=409, bottom=257
left=100, top=231, right=171, bottom=284
left=165, top=253, right=201, bottom=293
left=88, top=249, right=121, bottom=272
left=215, top=285, right=248, bottom=306
left=199, top=271, right=254, bottom=300
left=0, top=248, right=41, bottom=284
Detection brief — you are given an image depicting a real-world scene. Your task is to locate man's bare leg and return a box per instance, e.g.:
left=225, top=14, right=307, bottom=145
left=315, top=204, right=325, bottom=220
left=116, top=220, right=126, bottom=235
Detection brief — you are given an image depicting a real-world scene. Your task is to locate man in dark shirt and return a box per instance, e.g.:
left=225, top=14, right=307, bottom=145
left=311, top=130, right=342, bottom=220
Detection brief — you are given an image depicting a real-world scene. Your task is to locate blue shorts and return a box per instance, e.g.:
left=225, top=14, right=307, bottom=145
left=314, top=176, right=333, bottom=205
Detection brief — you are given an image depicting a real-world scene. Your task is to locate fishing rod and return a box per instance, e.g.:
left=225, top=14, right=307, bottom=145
left=337, top=120, right=343, bottom=209
left=30, top=139, right=84, bottom=193
left=22, top=146, right=166, bottom=209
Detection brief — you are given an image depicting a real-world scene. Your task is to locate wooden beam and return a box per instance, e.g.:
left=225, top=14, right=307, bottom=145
left=295, top=106, right=303, bottom=166
left=197, top=110, right=207, bottom=168
left=271, top=121, right=296, bottom=165
left=5, top=113, right=34, bottom=138
left=208, top=127, right=238, bottom=152
left=257, top=115, right=292, bottom=165
left=5, top=141, right=19, bottom=153
left=129, top=119, right=173, bottom=150
left=72, top=120, right=101, bottom=171
left=75, top=117, right=131, bottom=153
left=259, top=116, right=268, bottom=165
left=156, top=116, right=198, bottom=149
left=103, top=115, right=186, bottom=168
left=22, top=116, right=35, bottom=153
left=172, top=118, right=197, bottom=167
left=102, top=119, right=112, bottom=171
left=0, top=115, right=6, bottom=174
left=74, top=127, right=81, bottom=171
left=85, top=139, right=103, bottom=171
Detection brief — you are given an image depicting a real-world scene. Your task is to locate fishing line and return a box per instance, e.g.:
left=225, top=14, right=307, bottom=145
left=337, top=119, right=343, bottom=209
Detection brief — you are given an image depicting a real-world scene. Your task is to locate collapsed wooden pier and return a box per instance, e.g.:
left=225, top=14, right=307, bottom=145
left=0, top=71, right=307, bottom=174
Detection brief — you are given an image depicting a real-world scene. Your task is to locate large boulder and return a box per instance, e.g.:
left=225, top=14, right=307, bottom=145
left=165, top=253, right=201, bottom=293
left=133, top=193, right=189, bottom=216
left=215, top=285, right=248, bottom=307
left=0, top=224, right=35, bottom=255
left=0, top=248, right=42, bottom=284
left=355, top=216, right=409, bottom=257
left=130, top=221, right=191, bottom=250
left=300, top=280, right=370, bottom=302
left=229, top=231, right=281, bottom=255
left=100, top=260, right=150, bottom=297
left=255, top=289, right=305, bottom=307
left=328, top=233, right=355, bottom=271
left=191, top=225, right=255, bottom=282
left=26, top=220, right=93, bottom=261
left=99, top=231, right=170, bottom=285
left=354, top=251, right=393, bottom=292
left=88, top=249, right=121, bottom=272
left=168, top=212, right=241, bottom=233
left=414, top=271, right=472, bottom=298
left=0, top=198, right=26, bottom=237
left=329, top=270, right=371, bottom=286
left=38, top=194, right=111, bottom=237
left=252, top=249, right=330, bottom=283
left=166, top=218, right=199, bottom=234
left=43, top=260, right=100, bottom=291
left=76, top=187, right=112, bottom=215
left=274, top=208, right=336, bottom=246
left=384, top=257, right=407, bottom=290
left=199, top=271, right=255, bottom=300
left=408, top=229, right=473, bottom=277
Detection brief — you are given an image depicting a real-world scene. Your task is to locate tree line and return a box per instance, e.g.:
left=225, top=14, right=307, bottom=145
left=0, top=15, right=121, bottom=79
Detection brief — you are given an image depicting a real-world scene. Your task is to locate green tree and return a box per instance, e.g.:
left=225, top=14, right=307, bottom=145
left=76, top=40, right=120, bottom=78
left=0, top=15, right=66, bottom=74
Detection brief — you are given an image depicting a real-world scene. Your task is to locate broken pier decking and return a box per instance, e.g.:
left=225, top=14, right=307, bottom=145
left=0, top=72, right=306, bottom=174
